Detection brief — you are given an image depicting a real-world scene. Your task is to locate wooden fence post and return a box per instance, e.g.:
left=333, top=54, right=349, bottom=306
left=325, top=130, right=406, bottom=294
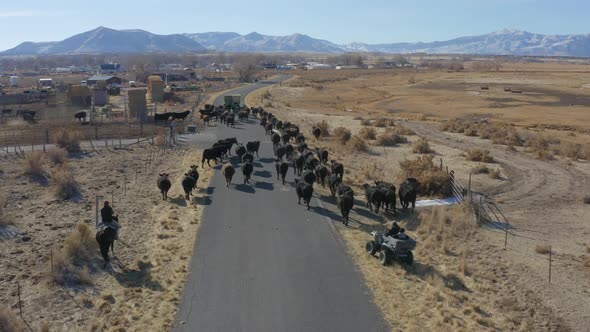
left=504, top=221, right=508, bottom=248
left=549, top=246, right=553, bottom=283
left=124, top=176, right=127, bottom=196
left=439, top=158, right=443, bottom=170
left=17, top=282, right=22, bottom=318
left=50, top=249, right=54, bottom=284
left=468, top=173, right=472, bottom=203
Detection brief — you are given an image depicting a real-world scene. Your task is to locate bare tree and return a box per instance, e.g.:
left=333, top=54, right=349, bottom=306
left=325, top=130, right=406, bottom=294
left=234, top=56, right=259, bottom=82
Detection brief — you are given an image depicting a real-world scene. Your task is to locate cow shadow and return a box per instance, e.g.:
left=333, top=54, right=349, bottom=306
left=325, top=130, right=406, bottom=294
left=253, top=162, right=263, bottom=168
left=29, top=173, right=50, bottom=186
left=170, top=196, right=187, bottom=207
left=310, top=204, right=342, bottom=221
left=254, top=181, right=274, bottom=191
left=114, top=260, right=163, bottom=291
left=253, top=170, right=272, bottom=178
left=405, top=262, right=471, bottom=293
left=235, top=183, right=256, bottom=194
left=194, top=195, right=212, bottom=205
left=258, top=158, right=275, bottom=164
left=201, top=186, right=215, bottom=195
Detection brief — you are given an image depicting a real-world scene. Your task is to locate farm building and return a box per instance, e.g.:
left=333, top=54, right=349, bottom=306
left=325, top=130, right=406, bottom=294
left=86, top=75, right=122, bottom=86
left=67, top=85, right=92, bottom=106
left=99, top=63, right=123, bottom=74
left=127, top=88, right=147, bottom=121
left=38, top=78, right=53, bottom=87
left=148, top=76, right=165, bottom=103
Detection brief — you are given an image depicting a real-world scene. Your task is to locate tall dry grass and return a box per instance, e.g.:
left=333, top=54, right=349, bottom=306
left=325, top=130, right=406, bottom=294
left=347, top=135, right=368, bottom=153
left=0, top=306, right=24, bottom=332
left=315, top=120, right=331, bottom=137
left=399, top=155, right=451, bottom=196
left=53, top=222, right=97, bottom=285
left=358, top=127, right=377, bottom=140
left=376, top=132, right=407, bottom=146
left=47, top=148, right=67, bottom=165
left=54, top=128, right=82, bottom=152
left=466, top=149, right=494, bottom=163
left=25, top=151, right=45, bottom=176
left=51, top=166, right=79, bottom=200
left=412, top=138, right=433, bottom=154
left=333, top=127, right=352, bottom=145
left=417, top=205, right=476, bottom=256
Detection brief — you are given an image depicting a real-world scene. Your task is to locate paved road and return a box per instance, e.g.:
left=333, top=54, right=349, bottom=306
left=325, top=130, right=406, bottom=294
left=174, top=76, right=388, bottom=332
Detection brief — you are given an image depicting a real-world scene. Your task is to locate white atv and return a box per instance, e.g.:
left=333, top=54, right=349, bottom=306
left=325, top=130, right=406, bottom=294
left=366, top=231, right=416, bottom=266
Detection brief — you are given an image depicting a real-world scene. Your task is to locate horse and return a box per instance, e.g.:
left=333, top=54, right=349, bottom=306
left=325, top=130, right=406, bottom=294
left=96, top=215, right=119, bottom=268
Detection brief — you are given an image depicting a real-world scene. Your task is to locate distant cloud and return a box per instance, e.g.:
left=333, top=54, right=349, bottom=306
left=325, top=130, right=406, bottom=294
left=0, top=10, right=68, bottom=17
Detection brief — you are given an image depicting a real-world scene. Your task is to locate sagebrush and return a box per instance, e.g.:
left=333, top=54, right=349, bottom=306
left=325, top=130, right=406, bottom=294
left=54, top=128, right=82, bottom=152
left=399, top=155, right=451, bottom=196
left=51, top=166, right=79, bottom=199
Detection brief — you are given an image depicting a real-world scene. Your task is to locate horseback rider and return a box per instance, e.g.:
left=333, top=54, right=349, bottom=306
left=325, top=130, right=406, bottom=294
left=99, top=201, right=119, bottom=240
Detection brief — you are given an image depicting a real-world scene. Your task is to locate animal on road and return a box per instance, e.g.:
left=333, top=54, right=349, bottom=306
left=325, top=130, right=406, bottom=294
left=338, top=191, right=354, bottom=226
left=363, top=184, right=384, bottom=214
left=275, top=159, right=289, bottom=185
left=241, top=161, right=254, bottom=184
left=331, top=160, right=344, bottom=180
left=246, top=141, right=260, bottom=157
left=221, top=163, right=235, bottom=187
left=295, top=178, right=314, bottom=210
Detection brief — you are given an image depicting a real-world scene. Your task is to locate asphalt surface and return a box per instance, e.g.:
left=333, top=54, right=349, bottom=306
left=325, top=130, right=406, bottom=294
left=174, top=76, right=388, bottom=332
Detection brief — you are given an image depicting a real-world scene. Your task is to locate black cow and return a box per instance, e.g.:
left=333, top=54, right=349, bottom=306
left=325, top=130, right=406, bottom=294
left=157, top=173, right=171, bottom=200
left=302, top=170, right=317, bottom=185
left=274, top=144, right=286, bottom=160
left=328, top=174, right=342, bottom=196
left=375, top=181, right=396, bottom=214
left=242, top=152, right=254, bottom=164
left=172, top=110, right=191, bottom=120
left=331, top=160, right=344, bottom=180
left=314, top=165, right=329, bottom=188
left=363, top=184, right=384, bottom=213
left=265, top=123, right=274, bottom=135
left=241, top=162, right=254, bottom=184
left=246, top=141, right=260, bottom=157
left=282, top=133, right=291, bottom=145
left=226, top=115, right=235, bottom=128
left=338, top=191, right=354, bottom=226
left=75, top=111, right=87, bottom=122
left=182, top=173, right=197, bottom=200
left=284, top=144, right=294, bottom=160
left=275, top=160, right=289, bottom=185
left=295, top=179, right=313, bottom=210
left=235, top=144, right=247, bottom=161
left=312, top=126, right=321, bottom=139
left=271, top=133, right=281, bottom=145
left=296, top=133, right=306, bottom=144
left=276, top=120, right=283, bottom=130
left=221, top=163, right=235, bottom=187
left=202, top=148, right=223, bottom=167
left=154, top=112, right=172, bottom=121
left=399, top=178, right=419, bottom=211
left=293, top=154, right=305, bottom=176
left=316, top=148, right=329, bottom=164
left=305, top=156, right=320, bottom=171
left=189, top=165, right=199, bottom=191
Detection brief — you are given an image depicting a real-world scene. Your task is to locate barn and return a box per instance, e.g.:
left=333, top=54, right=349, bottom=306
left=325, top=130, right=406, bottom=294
left=86, top=75, right=122, bottom=86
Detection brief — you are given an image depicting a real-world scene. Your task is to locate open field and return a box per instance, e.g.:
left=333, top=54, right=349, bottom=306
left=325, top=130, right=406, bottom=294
left=0, top=143, right=213, bottom=331
left=245, top=63, right=590, bottom=331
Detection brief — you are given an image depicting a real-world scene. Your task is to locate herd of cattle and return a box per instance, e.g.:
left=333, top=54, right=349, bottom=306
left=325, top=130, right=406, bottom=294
left=155, top=104, right=420, bottom=226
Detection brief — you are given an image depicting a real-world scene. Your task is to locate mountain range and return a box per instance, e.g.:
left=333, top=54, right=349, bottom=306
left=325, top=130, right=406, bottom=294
left=3, top=27, right=590, bottom=57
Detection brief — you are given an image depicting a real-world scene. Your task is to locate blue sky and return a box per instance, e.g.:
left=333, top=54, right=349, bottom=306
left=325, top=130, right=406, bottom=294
left=0, top=0, right=588, bottom=50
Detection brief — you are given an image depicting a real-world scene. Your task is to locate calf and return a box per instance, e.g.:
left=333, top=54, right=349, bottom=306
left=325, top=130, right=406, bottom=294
left=275, top=160, right=289, bottom=185
left=295, top=179, right=314, bottom=210
left=338, top=191, right=354, bottom=226
left=188, top=165, right=200, bottom=191
left=235, top=144, right=247, bottom=161
left=362, top=184, right=384, bottom=213
left=241, top=162, right=254, bottom=184
left=157, top=173, right=171, bottom=200
left=302, top=170, right=317, bottom=185
left=284, top=144, right=294, bottom=160
left=221, top=163, right=235, bottom=187
left=331, top=160, right=344, bottom=180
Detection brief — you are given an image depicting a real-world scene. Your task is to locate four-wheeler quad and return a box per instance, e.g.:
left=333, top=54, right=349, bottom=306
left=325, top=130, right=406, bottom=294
left=366, top=231, right=416, bottom=266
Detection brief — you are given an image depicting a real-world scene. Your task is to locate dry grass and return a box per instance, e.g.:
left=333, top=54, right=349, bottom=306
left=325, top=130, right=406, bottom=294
left=360, top=118, right=372, bottom=126
left=561, top=142, right=584, bottom=160
left=471, top=164, right=490, bottom=174
left=347, top=135, right=368, bottom=153
left=47, top=148, right=67, bottom=165
left=53, top=222, right=97, bottom=285
left=466, top=149, right=494, bottom=163
left=535, top=244, right=552, bottom=255
left=373, top=118, right=390, bottom=127
left=333, top=127, right=352, bottom=145
left=399, top=155, right=451, bottom=196
left=412, top=138, right=433, bottom=154
left=418, top=205, right=477, bottom=255
left=389, top=126, right=415, bottom=136
left=0, top=195, right=7, bottom=226
left=54, top=128, right=82, bottom=153
left=376, top=132, right=408, bottom=146
left=489, top=169, right=502, bottom=179
left=154, top=131, right=166, bottom=147
left=315, top=120, right=331, bottom=137
left=25, top=151, right=45, bottom=176
left=50, top=165, right=79, bottom=200
left=0, top=306, right=24, bottom=332
left=358, top=127, right=377, bottom=140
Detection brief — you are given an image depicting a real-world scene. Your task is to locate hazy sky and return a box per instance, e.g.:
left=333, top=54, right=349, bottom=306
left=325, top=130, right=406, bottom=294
left=0, top=0, right=588, bottom=50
